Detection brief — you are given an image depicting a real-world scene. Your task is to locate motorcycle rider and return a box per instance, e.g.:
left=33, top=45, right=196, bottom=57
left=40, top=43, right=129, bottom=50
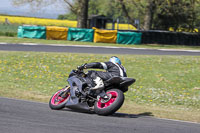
left=78, top=56, right=127, bottom=91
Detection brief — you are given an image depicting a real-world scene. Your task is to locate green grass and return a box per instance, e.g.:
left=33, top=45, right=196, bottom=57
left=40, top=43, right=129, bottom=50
left=0, top=51, right=200, bottom=122
left=0, top=23, right=18, bottom=37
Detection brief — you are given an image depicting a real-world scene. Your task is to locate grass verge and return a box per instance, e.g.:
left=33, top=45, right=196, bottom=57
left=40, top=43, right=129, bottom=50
left=0, top=51, right=200, bottom=122
left=0, top=23, right=18, bottom=37
left=0, top=36, right=200, bottom=50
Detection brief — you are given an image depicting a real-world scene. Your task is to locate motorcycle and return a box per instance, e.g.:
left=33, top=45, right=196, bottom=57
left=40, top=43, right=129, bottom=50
left=49, top=66, right=135, bottom=116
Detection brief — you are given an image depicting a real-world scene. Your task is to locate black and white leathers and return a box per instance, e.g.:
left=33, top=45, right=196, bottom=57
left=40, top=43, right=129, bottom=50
left=85, top=61, right=127, bottom=81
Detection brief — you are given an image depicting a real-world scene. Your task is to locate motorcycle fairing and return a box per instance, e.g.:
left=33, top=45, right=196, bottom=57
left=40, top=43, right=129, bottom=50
left=65, top=76, right=90, bottom=111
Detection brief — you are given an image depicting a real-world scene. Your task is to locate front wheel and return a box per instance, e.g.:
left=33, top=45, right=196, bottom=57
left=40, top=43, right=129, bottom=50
left=49, top=86, right=70, bottom=110
left=94, top=89, right=124, bottom=116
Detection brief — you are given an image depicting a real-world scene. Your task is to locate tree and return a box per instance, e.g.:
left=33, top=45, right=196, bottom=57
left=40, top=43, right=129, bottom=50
left=62, top=0, right=89, bottom=28
left=89, top=0, right=127, bottom=23
left=143, top=0, right=156, bottom=30
left=153, top=0, right=198, bottom=31
left=76, top=0, right=89, bottom=28
left=12, top=0, right=200, bottom=32
left=117, top=0, right=157, bottom=30
left=12, top=0, right=89, bottom=28
left=118, top=0, right=136, bottom=27
left=117, top=0, right=200, bottom=31
left=87, top=0, right=156, bottom=30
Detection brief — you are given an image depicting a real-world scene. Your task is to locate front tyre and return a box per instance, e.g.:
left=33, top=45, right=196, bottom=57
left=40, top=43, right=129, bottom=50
left=94, top=89, right=124, bottom=116
left=49, top=86, right=70, bottom=110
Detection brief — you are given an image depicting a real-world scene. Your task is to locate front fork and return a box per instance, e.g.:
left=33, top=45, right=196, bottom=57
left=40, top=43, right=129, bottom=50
left=59, top=86, right=70, bottom=98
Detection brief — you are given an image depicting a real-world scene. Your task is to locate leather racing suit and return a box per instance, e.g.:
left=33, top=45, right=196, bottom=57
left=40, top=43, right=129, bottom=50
left=85, top=61, right=127, bottom=81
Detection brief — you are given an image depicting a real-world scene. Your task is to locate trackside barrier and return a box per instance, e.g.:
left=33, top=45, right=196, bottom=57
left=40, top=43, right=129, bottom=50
left=140, top=30, right=200, bottom=46
left=93, top=28, right=117, bottom=43
left=18, top=26, right=46, bottom=39
left=117, top=31, right=142, bottom=45
left=17, top=26, right=200, bottom=46
left=67, top=28, right=94, bottom=42
left=46, top=26, right=68, bottom=40
left=17, top=26, right=23, bottom=38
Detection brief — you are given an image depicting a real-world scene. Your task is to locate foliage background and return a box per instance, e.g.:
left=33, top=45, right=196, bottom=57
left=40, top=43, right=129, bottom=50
left=0, top=15, right=136, bottom=31
left=57, top=0, right=200, bottom=32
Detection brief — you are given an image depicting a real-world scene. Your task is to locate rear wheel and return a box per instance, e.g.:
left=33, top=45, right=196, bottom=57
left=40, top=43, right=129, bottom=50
left=49, top=86, right=70, bottom=110
left=94, top=89, right=124, bottom=116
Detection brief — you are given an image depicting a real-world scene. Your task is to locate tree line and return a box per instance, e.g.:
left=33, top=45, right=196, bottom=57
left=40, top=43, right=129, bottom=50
left=12, top=0, right=200, bottom=32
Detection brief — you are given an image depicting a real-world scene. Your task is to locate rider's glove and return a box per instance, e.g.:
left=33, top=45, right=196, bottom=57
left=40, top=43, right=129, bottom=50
left=77, top=63, right=87, bottom=70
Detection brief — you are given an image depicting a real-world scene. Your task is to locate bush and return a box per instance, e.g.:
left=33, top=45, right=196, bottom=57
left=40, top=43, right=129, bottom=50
left=0, top=23, right=18, bottom=37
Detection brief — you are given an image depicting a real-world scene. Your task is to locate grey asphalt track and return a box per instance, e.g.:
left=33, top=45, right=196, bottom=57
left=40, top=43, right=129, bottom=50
left=0, top=97, right=200, bottom=133
left=0, top=43, right=200, bottom=56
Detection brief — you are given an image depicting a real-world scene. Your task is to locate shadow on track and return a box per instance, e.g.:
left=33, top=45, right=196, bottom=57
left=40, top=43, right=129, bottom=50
left=111, top=112, right=154, bottom=118
left=59, top=108, right=153, bottom=119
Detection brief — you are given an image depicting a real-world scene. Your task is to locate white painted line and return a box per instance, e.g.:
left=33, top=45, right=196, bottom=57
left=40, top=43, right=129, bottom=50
left=21, top=43, right=41, bottom=45
left=0, top=42, right=8, bottom=45
left=159, top=49, right=200, bottom=52
left=155, top=117, right=200, bottom=125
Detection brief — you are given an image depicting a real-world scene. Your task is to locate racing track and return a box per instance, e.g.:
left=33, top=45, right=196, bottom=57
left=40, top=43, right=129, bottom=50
left=0, top=43, right=200, bottom=56
left=0, top=97, right=200, bottom=133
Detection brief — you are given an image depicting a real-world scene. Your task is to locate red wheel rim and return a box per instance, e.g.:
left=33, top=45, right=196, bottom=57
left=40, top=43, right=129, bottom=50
left=97, top=91, right=118, bottom=109
left=51, top=89, right=70, bottom=105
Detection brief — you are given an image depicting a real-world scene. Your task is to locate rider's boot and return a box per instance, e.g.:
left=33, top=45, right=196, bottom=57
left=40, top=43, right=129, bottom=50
left=90, top=77, right=104, bottom=91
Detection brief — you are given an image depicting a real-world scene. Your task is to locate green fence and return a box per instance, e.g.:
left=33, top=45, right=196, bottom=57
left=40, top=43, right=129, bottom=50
left=117, top=31, right=142, bottom=45
left=17, top=26, right=145, bottom=45
left=18, top=26, right=46, bottom=39
left=67, top=28, right=94, bottom=42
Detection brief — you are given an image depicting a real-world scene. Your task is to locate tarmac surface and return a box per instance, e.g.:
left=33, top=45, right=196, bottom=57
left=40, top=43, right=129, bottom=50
left=0, top=97, right=200, bottom=133
left=0, top=43, right=200, bottom=56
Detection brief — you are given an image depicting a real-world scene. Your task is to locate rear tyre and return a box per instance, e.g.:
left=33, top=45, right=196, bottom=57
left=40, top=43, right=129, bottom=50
left=49, top=87, right=70, bottom=110
left=94, top=89, right=124, bottom=116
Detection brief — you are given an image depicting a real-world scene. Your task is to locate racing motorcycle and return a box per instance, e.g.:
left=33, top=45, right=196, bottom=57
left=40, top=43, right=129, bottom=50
left=49, top=65, right=135, bottom=116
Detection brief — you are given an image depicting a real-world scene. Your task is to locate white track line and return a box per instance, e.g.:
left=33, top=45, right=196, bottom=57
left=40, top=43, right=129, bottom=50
left=155, top=117, right=200, bottom=125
